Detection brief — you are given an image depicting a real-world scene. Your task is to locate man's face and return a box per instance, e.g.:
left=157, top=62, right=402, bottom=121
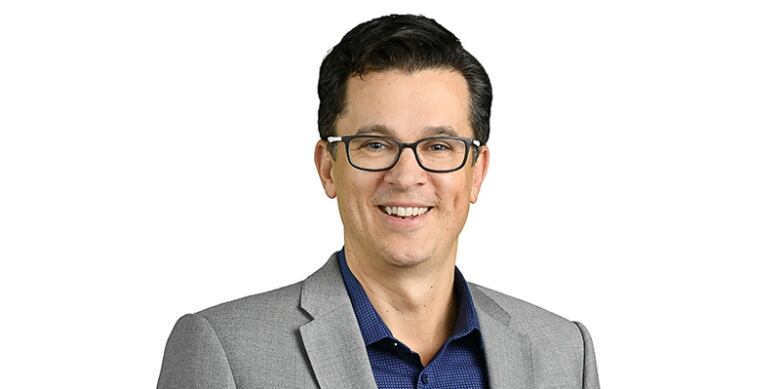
left=315, top=69, right=489, bottom=268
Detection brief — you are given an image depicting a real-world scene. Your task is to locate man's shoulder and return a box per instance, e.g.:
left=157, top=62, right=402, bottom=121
left=159, top=276, right=326, bottom=386
left=469, top=282, right=569, bottom=322
left=192, top=280, right=309, bottom=330
left=469, top=282, right=587, bottom=348
left=181, top=252, right=342, bottom=332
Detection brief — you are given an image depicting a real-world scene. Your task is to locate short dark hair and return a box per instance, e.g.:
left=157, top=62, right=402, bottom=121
left=317, top=14, right=492, bottom=157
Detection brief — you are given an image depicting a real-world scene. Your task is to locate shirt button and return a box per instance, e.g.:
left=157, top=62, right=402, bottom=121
left=421, top=373, right=429, bottom=385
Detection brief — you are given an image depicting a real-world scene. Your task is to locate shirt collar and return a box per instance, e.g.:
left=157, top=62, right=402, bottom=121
left=337, top=246, right=481, bottom=346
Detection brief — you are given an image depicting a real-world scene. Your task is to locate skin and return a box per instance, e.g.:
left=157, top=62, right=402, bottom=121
left=314, top=68, right=489, bottom=366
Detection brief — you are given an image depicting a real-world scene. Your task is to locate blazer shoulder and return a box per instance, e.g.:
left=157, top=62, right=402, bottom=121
left=469, top=282, right=586, bottom=349
left=159, top=281, right=317, bottom=388
left=193, top=280, right=308, bottom=328
left=468, top=284, right=601, bottom=387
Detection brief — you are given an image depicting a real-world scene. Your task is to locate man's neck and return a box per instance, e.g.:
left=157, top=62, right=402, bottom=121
left=343, top=243, right=459, bottom=366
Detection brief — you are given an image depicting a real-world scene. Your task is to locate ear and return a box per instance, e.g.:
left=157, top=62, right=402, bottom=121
left=314, top=140, right=337, bottom=199
left=470, top=144, right=490, bottom=203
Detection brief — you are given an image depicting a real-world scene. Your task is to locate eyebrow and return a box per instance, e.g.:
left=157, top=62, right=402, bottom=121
left=353, top=124, right=461, bottom=137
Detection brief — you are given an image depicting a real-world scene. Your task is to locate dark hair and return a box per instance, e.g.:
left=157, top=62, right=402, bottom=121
left=317, top=14, right=492, bottom=158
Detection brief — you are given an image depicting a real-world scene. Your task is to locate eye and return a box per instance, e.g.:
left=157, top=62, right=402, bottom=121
left=355, top=138, right=394, bottom=152
left=365, top=142, right=387, bottom=150
left=423, top=140, right=456, bottom=153
left=429, top=143, right=452, bottom=152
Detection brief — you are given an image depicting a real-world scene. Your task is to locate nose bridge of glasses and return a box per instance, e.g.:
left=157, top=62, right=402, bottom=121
left=393, top=142, right=422, bottom=168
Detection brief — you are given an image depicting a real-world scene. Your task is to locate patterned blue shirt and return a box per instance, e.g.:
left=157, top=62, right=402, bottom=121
left=337, top=247, right=489, bottom=388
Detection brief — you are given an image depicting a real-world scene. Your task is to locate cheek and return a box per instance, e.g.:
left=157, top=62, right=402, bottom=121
left=435, top=176, right=471, bottom=214
left=334, top=163, right=362, bottom=200
left=338, top=184, right=365, bottom=215
left=336, top=171, right=380, bottom=220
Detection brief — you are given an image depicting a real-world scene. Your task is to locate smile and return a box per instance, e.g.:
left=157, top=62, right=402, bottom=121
left=377, top=205, right=433, bottom=220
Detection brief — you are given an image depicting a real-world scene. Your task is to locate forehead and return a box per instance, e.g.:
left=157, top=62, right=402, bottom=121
left=337, top=68, right=472, bottom=138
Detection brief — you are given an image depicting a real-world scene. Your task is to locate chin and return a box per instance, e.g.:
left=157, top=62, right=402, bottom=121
left=376, top=243, right=436, bottom=268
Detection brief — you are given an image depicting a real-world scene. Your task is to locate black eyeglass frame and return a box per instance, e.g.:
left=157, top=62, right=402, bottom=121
left=326, top=135, right=482, bottom=173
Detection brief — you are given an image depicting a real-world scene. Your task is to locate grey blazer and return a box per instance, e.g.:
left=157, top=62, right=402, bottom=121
left=157, top=252, right=600, bottom=389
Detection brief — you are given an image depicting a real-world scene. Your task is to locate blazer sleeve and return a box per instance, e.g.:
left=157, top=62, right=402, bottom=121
left=157, top=313, right=237, bottom=389
left=573, top=321, right=600, bottom=389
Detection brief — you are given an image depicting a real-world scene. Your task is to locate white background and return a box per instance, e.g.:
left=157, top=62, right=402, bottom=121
left=1, top=1, right=778, bottom=387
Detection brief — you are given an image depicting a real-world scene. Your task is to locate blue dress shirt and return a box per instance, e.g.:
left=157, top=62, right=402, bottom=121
left=337, top=247, right=489, bottom=388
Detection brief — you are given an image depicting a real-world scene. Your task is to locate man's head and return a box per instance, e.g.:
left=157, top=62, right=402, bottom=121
left=314, top=14, right=492, bottom=269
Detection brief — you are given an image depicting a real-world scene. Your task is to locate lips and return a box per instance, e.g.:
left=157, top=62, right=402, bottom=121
left=380, top=205, right=432, bottom=218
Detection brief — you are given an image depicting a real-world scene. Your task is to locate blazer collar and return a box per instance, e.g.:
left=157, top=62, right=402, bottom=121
left=470, top=284, right=536, bottom=389
left=299, top=252, right=378, bottom=389
left=299, top=251, right=535, bottom=389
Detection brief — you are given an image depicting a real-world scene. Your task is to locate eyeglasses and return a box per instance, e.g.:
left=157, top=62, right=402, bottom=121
left=326, top=135, right=481, bottom=173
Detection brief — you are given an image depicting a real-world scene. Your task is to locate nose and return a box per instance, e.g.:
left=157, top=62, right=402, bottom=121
left=383, top=147, right=428, bottom=188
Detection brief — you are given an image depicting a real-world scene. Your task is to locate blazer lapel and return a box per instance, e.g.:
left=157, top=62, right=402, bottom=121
left=299, top=253, right=377, bottom=389
left=470, top=284, right=535, bottom=389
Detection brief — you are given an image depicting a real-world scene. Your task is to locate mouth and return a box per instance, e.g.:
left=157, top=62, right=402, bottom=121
left=376, top=205, right=433, bottom=220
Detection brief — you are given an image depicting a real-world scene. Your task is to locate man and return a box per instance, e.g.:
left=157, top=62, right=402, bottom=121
left=157, top=14, right=600, bottom=389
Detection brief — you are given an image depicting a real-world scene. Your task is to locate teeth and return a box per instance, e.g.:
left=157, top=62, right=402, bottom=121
left=382, top=206, right=430, bottom=217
